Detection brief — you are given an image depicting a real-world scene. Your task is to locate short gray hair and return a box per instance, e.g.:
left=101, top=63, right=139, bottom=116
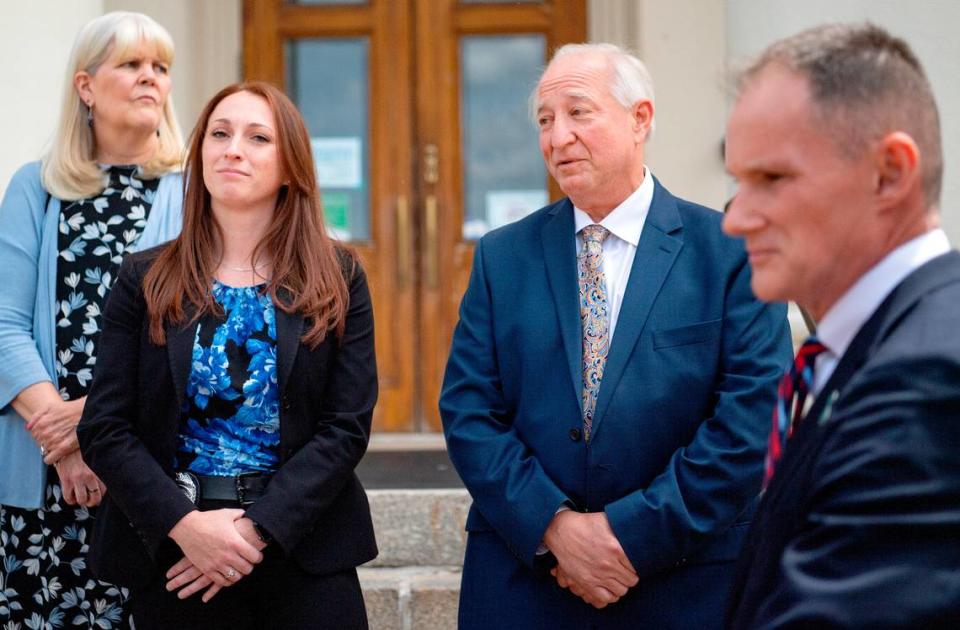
left=737, top=23, right=942, bottom=206
left=530, top=42, right=656, bottom=137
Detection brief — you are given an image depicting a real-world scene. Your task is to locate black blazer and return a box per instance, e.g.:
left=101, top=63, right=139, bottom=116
left=726, top=251, right=960, bottom=628
left=77, top=245, right=378, bottom=589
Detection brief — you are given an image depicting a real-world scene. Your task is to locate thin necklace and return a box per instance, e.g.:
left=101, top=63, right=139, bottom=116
left=221, top=261, right=271, bottom=272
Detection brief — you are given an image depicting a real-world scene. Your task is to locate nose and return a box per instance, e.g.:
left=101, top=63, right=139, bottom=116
left=139, top=64, right=157, bottom=85
left=224, top=135, right=243, bottom=160
left=721, top=192, right=764, bottom=237
left=549, top=115, right=576, bottom=149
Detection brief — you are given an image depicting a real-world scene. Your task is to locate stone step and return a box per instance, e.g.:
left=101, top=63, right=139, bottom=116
left=365, top=489, right=471, bottom=568
left=367, top=432, right=447, bottom=451
left=360, top=566, right=461, bottom=630
left=357, top=449, right=464, bottom=490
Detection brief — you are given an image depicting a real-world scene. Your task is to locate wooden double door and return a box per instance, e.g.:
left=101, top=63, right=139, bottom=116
left=244, top=0, right=585, bottom=431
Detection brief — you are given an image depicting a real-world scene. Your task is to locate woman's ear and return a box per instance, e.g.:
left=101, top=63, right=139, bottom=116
left=74, top=71, right=93, bottom=107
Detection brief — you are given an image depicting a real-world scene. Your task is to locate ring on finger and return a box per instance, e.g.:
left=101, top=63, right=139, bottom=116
left=224, top=568, right=237, bottom=580
left=40, top=445, right=46, bottom=456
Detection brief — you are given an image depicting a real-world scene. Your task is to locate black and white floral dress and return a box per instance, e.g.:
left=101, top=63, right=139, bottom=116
left=0, top=165, right=158, bottom=630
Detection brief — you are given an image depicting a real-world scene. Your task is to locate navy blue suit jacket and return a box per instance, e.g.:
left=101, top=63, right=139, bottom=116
left=727, top=251, right=960, bottom=629
left=440, top=178, right=792, bottom=629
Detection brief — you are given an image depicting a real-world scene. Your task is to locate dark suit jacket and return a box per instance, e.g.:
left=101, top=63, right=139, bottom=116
left=726, top=251, right=960, bottom=629
left=77, top=245, right=378, bottom=589
left=440, top=178, right=792, bottom=630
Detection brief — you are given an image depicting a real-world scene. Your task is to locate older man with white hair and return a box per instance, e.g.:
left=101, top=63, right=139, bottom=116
left=440, top=43, right=791, bottom=629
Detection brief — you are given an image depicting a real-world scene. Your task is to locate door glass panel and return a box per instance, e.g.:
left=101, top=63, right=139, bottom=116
left=460, top=35, right=546, bottom=240
left=286, top=38, right=371, bottom=242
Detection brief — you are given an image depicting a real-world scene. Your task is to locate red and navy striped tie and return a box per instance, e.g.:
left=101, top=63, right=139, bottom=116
left=763, top=336, right=827, bottom=489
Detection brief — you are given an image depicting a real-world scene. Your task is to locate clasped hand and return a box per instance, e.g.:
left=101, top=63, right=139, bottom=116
left=544, top=510, right=638, bottom=608
left=26, top=396, right=85, bottom=464
left=55, top=450, right=106, bottom=507
left=166, top=510, right=266, bottom=602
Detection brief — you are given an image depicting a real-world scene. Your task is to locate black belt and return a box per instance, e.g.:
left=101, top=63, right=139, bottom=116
left=175, top=471, right=272, bottom=507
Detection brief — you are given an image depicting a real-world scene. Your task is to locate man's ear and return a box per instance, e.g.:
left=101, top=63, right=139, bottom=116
left=874, top=131, right=920, bottom=206
left=631, top=99, right=654, bottom=141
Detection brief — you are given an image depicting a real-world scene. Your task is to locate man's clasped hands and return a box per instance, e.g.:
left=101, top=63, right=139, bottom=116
left=544, top=510, right=639, bottom=609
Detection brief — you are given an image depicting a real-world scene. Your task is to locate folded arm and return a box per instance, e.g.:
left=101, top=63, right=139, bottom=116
left=0, top=164, right=58, bottom=419
left=243, top=263, right=378, bottom=555
left=77, top=254, right=198, bottom=543
left=440, top=240, right=571, bottom=567
left=604, top=253, right=791, bottom=577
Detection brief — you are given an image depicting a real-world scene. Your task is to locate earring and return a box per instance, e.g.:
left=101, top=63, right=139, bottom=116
left=86, top=102, right=93, bottom=128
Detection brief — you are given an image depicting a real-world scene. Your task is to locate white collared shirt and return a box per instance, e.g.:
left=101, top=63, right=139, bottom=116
left=573, top=166, right=654, bottom=339
left=812, top=229, right=952, bottom=395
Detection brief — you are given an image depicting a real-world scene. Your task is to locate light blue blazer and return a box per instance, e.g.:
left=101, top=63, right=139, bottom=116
left=0, top=161, right=183, bottom=508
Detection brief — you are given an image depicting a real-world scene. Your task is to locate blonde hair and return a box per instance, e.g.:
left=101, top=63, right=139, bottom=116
left=42, top=12, right=183, bottom=201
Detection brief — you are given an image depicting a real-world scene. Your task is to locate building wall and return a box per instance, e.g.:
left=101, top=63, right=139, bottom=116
left=727, top=0, right=960, bottom=244
left=0, top=0, right=102, bottom=192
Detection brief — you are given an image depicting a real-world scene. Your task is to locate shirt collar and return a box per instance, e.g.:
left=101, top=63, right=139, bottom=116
left=817, top=228, right=951, bottom=359
left=573, top=166, right=653, bottom=246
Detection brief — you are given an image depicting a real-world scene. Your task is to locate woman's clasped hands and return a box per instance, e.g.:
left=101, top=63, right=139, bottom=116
left=166, top=509, right=267, bottom=602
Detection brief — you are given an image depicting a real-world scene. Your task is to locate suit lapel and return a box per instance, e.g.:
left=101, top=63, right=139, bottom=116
left=166, top=303, right=199, bottom=413
left=541, top=199, right=584, bottom=406
left=274, top=294, right=304, bottom=394
left=765, top=250, right=960, bottom=507
left=807, top=250, right=960, bottom=428
left=592, top=180, right=683, bottom=437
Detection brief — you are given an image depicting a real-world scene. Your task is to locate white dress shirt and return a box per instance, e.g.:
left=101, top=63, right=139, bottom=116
left=812, top=228, right=952, bottom=395
left=573, top=166, right=654, bottom=340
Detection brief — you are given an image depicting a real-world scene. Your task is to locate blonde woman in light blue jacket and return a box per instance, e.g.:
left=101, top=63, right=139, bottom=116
left=0, top=11, right=183, bottom=626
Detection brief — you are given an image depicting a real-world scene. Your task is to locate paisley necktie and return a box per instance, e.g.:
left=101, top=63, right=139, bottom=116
left=578, top=224, right=611, bottom=442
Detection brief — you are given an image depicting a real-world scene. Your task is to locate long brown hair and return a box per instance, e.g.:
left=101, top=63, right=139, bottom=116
left=143, top=81, right=353, bottom=348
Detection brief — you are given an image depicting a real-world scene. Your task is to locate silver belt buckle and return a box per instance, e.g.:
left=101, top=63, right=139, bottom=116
left=174, top=471, right=199, bottom=505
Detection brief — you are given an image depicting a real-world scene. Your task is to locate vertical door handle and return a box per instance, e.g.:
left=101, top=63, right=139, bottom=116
left=396, top=195, right=411, bottom=288
left=425, top=194, right=439, bottom=289
left=423, top=143, right=440, bottom=290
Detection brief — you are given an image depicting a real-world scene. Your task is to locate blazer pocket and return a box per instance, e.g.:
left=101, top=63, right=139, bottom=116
left=653, top=318, right=722, bottom=349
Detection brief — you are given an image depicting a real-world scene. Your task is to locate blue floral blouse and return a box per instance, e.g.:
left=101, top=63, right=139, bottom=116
left=177, top=280, right=280, bottom=476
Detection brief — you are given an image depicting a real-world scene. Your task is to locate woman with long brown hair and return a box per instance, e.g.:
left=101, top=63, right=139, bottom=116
left=77, top=81, right=378, bottom=629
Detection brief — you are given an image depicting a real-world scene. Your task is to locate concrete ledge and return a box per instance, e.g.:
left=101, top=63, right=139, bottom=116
left=360, top=566, right=461, bottom=630
left=368, top=433, right=447, bottom=451
left=365, top=489, right=471, bottom=568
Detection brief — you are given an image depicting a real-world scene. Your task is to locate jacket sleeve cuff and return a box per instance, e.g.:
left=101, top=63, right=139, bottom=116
left=605, top=492, right=682, bottom=578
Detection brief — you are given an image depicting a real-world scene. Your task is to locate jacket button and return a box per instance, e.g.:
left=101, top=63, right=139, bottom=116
left=569, top=428, right=582, bottom=442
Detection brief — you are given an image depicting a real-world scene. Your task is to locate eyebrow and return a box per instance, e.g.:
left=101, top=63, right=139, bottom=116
left=210, top=118, right=274, bottom=131
left=536, top=92, right=594, bottom=113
